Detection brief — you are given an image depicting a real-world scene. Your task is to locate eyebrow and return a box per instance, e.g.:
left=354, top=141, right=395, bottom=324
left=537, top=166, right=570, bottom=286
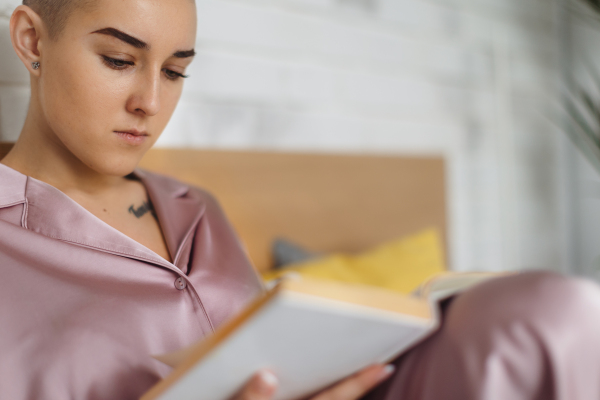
left=92, top=28, right=148, bottom=49
left=91, top=28, right=196, bottom=58
left=173, top=50, right=196, bottom=58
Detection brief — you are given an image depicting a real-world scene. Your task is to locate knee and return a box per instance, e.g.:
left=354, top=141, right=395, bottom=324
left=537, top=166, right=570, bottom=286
left=419, top=272, right=600, bottom=400
left=444, top=271, right=600, bottom=340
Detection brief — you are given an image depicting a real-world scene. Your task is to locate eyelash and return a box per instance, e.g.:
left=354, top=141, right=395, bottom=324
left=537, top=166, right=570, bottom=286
left=101, top=55, right=189, bottom=81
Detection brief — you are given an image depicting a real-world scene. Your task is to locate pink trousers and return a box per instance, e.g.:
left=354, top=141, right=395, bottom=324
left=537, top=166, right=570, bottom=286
left=363, top=271, right=600, bottom=400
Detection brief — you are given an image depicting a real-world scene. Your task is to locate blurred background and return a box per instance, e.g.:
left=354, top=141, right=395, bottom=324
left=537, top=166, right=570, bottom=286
left=1, top=0, right=599, bottom=280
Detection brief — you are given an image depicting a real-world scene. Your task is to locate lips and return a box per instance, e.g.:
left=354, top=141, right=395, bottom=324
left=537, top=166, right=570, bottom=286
left=114, top=129, right=149, bottom=145
left=115, top=129, right=148, bottom=137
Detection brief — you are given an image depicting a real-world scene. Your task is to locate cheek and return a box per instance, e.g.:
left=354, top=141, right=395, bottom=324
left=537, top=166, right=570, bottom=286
left=41, top=53, right=128, bottom=144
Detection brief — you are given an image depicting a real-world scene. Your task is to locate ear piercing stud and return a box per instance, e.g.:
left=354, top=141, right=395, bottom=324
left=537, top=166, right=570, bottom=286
left=31, top=62, right=40, bottom=70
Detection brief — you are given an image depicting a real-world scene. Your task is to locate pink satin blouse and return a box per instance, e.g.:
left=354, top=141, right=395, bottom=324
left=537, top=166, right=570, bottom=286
left=0, top=163, right=264, bottom=399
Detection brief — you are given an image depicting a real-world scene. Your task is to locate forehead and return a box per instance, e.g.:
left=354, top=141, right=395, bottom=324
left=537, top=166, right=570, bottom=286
left=68, top=0, right=197, bottom=50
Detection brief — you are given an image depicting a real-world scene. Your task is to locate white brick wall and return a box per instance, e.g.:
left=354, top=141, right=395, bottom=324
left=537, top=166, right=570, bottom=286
left=0, top=0, right=570, bottom=274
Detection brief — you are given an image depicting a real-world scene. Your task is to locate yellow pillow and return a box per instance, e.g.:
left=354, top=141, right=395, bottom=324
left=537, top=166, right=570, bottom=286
left=262, top=228, right=445, bottom=294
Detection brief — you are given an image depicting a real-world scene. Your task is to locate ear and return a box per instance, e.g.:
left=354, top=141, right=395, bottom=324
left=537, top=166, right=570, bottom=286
left=9, top=5, right=47, bottom=76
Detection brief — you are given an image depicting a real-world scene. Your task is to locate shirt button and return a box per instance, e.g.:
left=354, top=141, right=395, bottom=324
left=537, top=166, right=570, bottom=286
left=174, top=277, right=187, bottom=290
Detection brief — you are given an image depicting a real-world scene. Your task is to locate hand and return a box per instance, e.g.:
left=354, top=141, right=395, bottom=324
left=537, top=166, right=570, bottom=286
left=230, top=364, right=395, bottom=400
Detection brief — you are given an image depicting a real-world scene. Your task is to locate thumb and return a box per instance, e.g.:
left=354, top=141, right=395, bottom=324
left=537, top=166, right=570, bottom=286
left=234, top=370, right=278, bottom=400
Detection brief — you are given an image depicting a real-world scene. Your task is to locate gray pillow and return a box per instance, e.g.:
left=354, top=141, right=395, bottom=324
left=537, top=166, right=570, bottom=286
left=271, top=238, right=319, bottom=269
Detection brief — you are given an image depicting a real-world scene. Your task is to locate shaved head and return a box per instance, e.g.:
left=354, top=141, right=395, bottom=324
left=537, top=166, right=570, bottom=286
left=22, top=0, right=97, bottom=40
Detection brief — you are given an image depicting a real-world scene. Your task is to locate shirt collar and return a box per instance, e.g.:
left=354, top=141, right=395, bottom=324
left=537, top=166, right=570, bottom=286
left=0, top=163, right=205, bottom=271
left=0, top=162, right=27, bottom=208
left=133, top=168, right=206, bottom=267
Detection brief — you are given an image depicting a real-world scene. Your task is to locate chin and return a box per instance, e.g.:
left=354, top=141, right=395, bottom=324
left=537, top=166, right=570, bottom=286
left=85, top=150, right=147, bottom=177
left=58, top=131, right=158, bottom=177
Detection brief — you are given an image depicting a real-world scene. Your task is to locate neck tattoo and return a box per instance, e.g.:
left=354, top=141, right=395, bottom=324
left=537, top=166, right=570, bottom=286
left=128, top=200, right=155, bottom=219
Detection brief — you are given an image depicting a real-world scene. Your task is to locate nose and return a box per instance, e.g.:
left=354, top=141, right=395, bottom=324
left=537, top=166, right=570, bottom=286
left=127, top=68, right=161, bottom=117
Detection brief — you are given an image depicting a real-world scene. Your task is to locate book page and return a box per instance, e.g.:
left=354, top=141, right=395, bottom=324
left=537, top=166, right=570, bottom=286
left=153, top=343, right=198, bottom=369
left=415, top=271, right=515, bottom=302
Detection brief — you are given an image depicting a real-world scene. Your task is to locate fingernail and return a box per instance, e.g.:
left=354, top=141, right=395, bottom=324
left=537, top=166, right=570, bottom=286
left=378, top=364, right=396, bottom=381
left=256, top=370, right=278, bottom=395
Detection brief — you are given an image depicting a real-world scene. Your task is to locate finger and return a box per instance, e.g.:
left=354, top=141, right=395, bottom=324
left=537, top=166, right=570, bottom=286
left=230, top=370, right=278, bottom=400
left=312, top=364, right=395, bottom=400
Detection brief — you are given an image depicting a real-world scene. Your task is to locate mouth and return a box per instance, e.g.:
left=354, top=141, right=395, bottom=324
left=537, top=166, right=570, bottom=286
left=114, top=129, right=149, bottom=145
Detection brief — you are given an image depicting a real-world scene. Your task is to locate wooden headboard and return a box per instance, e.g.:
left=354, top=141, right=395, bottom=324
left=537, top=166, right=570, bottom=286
left=0, top=143, right=446, bottom=271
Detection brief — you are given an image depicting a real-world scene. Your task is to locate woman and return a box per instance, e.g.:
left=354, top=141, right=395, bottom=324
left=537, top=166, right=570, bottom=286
left=1, top=1, right=600, bottom=399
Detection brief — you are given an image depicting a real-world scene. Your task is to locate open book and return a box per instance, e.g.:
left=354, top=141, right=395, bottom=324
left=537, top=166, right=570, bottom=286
left=142, top=272, right=507, bottom=400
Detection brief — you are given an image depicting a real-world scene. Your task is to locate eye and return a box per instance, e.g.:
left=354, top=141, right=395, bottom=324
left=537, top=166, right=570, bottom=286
left=162, top=68, right=189, bottom=81
left=102, top=55, right=134, bottom=70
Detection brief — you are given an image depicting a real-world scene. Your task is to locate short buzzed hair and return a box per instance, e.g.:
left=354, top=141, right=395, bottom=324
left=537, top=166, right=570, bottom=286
left=23, top=0, right=96, bottom=40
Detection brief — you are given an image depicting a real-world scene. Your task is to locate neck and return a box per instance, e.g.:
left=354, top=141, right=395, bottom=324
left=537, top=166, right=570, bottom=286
left=1, top=101, right=125, bottom=195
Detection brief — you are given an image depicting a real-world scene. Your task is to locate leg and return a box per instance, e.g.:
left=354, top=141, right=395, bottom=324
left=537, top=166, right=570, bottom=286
left=364, top=271, right=600, bottom=400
